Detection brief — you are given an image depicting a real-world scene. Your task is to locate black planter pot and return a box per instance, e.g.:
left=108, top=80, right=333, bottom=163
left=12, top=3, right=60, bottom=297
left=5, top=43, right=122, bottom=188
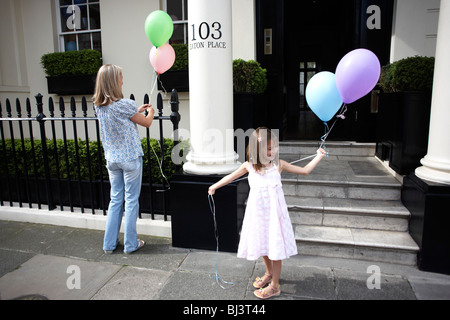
left=376, top=91, right=431, bottom=175
left=170, top=173, right=248, bottom=253
left=46, top=74, right=97, bottom=95
left=402, top=173, right=450, bottom=275
left=157, top=70, right=189, bottom=92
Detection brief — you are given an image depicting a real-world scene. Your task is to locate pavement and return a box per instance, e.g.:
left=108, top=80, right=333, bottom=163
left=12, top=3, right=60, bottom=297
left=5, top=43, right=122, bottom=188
left=1, top=220, right=450, bottom=305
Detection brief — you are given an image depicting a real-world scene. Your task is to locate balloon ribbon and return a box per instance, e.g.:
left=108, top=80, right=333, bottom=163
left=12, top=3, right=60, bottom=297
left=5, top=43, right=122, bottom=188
left=319, top=103, right=347, bottom=150
left=208, top=194, right=236, bottom=290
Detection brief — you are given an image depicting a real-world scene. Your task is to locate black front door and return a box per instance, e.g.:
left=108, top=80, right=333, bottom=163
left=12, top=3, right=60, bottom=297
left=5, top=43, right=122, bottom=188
left=284, top=0, right=356, bottom=140
left=256, top=0, right=394, bottom=141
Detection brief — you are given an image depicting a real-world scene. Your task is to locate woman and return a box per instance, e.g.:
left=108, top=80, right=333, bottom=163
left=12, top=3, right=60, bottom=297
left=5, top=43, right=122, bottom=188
left=93, top=64, right=154, bottom=254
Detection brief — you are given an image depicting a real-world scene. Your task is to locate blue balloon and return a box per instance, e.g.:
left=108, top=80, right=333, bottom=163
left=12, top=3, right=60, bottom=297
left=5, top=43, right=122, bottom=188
left=305, top=72, right=343, bottom=123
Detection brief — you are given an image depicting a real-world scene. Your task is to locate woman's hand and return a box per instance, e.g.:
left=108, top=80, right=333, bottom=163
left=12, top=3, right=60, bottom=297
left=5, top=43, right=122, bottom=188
left=138, top=104, right=152, bottom=113
left=131, top=105, right=155, bottom=128
left=208, top=186, right=216, bottom=196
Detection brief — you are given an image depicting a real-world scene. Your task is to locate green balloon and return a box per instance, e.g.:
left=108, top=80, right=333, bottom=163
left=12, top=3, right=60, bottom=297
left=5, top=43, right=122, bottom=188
left=144, top=10, right=174, bottom=47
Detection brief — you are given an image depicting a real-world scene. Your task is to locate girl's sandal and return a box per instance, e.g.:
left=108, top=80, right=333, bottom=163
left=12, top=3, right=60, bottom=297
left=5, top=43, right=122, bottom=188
left=254, top=283, right=281, bottom=300
left=253, top=273, right=272, bottom=289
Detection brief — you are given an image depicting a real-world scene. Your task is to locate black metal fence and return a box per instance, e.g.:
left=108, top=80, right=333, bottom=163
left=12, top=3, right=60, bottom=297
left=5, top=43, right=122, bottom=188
left=0, top=90, right=180, bottom=221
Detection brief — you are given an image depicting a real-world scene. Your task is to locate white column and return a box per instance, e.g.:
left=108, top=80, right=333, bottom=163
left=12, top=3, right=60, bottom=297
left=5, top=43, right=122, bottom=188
left=183, top=0, right=240, bottom=175
left=415, top=0, right=450, bottom=185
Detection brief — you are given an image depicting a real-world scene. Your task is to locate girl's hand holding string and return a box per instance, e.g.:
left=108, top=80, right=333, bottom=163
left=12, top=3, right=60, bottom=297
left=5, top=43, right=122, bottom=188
left=317, top=148, right=327, bottom=158
left=208, top=186, right=216, bottom=196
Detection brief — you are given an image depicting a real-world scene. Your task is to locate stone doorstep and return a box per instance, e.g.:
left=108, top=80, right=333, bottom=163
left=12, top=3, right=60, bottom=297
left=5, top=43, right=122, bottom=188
left=294, top=225, right=419, bottom=265
left=279, top=141, right=376, bottom=157
left=286, top=196, right=410, bottom=231
left=282, top=179, right=401, bottom=201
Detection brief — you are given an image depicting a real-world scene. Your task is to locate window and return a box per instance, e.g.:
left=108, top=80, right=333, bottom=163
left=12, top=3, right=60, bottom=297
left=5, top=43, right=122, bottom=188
left=299, top=61, right=317, bottom=110
left=57, top=0, right=102, bottom=52
left=165, top=0, right=188, bottom=44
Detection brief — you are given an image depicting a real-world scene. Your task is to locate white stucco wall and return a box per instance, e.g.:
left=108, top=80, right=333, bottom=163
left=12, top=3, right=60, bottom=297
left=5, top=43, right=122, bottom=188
left=390, top=0, right=440, bottom=61
left=0, top=0, right=255, bottom=138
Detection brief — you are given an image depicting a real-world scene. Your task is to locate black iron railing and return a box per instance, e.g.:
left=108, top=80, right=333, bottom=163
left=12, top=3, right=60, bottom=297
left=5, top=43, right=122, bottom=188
left=0, top=90, right=180, bottom=221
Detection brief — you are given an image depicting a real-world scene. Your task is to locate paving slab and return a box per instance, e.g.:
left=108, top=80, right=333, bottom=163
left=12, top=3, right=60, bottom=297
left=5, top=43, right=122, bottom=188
left=249, top=260, right=336, bottom=300
left=92, top=266, right=172, bottom=300
left=408, top=276, right=450, bottom=300
left=155, top=270, right=251, bottom=300
left=333, top=268, right=417, bottom=300
left=0, top=254, right=121, bottom=300
left=0, top=249, right=34, bottom=278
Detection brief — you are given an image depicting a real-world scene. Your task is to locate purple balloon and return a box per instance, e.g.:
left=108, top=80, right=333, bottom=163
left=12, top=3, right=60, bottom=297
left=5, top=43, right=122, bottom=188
left=335, top=49, right=381, bottom=104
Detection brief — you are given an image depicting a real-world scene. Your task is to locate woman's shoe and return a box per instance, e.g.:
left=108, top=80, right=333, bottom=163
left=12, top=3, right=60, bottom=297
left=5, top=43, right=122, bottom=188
left=103, top=240, right=121, bottom=254
left=125, top=239, right=145, bottom=254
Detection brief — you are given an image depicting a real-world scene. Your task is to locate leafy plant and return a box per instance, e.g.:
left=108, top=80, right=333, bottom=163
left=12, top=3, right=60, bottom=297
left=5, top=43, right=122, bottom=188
left=1, top=138, right=183, bottom=184
left=233, top=59, right=268, bottom=94
left=170, top=44, right=189, bottom=71
left=379, top=56, right=435, bottom=93
left=41, top=49, right=102, bottom=76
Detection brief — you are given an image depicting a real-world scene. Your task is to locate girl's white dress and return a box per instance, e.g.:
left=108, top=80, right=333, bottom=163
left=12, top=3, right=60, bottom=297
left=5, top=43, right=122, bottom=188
left=237, top=163, right=298, bottom=261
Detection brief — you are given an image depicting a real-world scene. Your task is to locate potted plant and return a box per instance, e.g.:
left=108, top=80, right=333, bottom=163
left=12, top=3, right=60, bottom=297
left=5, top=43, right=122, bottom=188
left=376, top=55, right=435, bottom=175
left=157, top=44, right=189, bottom=92
left=233, top=59, right=268, bottom=132
left=41, top=49, right=102, bottom=95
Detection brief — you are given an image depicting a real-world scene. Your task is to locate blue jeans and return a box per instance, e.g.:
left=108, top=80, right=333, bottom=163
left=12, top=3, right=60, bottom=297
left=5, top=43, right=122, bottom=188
left=103, top=157, right=143, bottom=253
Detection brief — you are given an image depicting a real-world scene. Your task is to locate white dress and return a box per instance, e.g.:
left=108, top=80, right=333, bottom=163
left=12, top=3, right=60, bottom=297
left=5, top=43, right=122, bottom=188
left=237, top=163, right=298, bottom=261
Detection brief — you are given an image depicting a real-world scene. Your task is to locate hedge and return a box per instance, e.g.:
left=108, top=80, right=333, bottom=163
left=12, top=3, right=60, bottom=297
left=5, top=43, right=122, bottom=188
left=1, top=138, right=183, bottom=184
left=41, top=49, right=102, bottom=77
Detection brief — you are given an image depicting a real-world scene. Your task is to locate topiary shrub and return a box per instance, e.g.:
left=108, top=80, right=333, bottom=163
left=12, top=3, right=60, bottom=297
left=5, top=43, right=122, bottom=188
left=170, top=44, right=189, bottom=71
left=41, top=50, right=102, bottom=76
left=379, top=56, right=435, bottom=93
left=233, top=59, right=268, bottom=94
left=1, top=137, right=183, bottom=184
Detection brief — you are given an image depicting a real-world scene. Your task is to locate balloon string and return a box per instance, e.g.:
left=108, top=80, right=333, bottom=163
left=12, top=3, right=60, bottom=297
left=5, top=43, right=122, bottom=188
left=157, top=73, right=168, bottom=95
left=208, top=194, right=236, bottom=290
left=149, top=71, right=158, bottom=101
left=319, top=103, right=347, bottom=150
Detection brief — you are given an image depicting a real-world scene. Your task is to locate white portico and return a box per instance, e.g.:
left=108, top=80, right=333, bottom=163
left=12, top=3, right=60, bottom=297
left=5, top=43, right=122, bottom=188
left=415, top=0, right=450, bottom=185
left=183, top=0, right=240, bottom=175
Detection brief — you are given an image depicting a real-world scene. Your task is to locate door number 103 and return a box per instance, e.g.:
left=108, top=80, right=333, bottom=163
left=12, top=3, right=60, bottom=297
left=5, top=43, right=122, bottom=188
left=191, top=22, right=222, bottom=41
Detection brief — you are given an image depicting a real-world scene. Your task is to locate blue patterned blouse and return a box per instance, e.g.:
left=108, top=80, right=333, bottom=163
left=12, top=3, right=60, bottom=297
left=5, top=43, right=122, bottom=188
left=95, top=99, right=144, bottom=163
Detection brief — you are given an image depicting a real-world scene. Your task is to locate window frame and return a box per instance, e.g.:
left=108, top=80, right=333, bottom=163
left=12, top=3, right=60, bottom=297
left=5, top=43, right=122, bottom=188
left=55, top=0, right=102, bottom=52
left=164, top=0, right=188, bottom=44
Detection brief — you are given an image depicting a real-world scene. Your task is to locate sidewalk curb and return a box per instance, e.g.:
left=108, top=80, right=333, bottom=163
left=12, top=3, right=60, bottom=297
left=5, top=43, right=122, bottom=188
left=0, top=205, right=171, bottom=238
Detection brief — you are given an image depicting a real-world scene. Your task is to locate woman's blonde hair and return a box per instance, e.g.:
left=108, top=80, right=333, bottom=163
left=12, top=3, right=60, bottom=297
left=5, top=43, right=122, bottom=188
left=246, top=127, right=279, bottom=173
left=93, top=64, right=124, bottom=107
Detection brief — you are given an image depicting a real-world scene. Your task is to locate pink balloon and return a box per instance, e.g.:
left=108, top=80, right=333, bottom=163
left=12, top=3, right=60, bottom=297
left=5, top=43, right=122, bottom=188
left=335, top=49, right=381, bottom=104
left=149, top=43, right=175, bottom=74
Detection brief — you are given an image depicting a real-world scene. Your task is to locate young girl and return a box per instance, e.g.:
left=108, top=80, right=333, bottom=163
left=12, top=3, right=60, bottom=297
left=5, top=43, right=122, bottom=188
left=208, top=127, right=326, bottom=299
left=94, top=64, right=155, bottom=254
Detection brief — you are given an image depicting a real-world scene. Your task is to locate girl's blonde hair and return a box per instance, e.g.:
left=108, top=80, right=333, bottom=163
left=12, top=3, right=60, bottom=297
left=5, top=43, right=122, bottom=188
left=93, top=64, right=124, bottom=107
left=246, top=127, right=279, bottom=173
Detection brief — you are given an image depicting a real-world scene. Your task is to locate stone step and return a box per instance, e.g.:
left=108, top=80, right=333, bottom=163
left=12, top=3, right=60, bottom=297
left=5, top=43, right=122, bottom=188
left=279, top=141, right=376, bottom=158
left=295, top=225, right=419, bottom=265
left=280, top=154, right=402, bottom=201
left=282, top=177, right=402, bottom=201
left=286, top=196, right=410, bottom=232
